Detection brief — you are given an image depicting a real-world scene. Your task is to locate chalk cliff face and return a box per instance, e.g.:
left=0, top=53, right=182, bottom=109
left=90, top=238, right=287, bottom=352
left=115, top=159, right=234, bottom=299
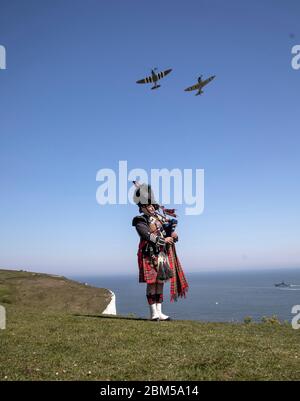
left=102, top=290, right=117, bottom=315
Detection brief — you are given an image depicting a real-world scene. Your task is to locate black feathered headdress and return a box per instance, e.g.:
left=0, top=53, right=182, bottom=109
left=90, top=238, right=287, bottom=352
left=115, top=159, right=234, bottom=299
left=133, top=181, right=159, bottom=211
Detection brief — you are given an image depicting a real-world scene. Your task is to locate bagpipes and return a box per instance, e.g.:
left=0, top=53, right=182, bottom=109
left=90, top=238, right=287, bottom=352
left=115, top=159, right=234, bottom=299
left=155, top=208, right=178, bottom=281
left=156, top=206, right=178, bottom=238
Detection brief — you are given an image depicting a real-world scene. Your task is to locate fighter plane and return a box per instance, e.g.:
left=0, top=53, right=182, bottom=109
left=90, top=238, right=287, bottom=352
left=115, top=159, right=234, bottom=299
left=136, top=68, right=172, bottom=90
left=184, top=75, right=216, bottom=96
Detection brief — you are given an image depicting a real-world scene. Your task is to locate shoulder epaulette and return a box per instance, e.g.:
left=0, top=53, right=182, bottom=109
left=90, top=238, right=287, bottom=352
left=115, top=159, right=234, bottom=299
left=132, top=215, right=148, bottom=226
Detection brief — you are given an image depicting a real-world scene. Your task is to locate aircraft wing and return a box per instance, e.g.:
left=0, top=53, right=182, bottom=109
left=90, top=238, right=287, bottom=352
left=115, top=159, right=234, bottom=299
left=201, top=75, right=216, bottom=87
left=157, top=68, right=172, bottom=80
left=136, top=68, right=172, bottom=84
left=184, top=82, right=200, bottom=92
left=136, top=75, right=154, bottom=84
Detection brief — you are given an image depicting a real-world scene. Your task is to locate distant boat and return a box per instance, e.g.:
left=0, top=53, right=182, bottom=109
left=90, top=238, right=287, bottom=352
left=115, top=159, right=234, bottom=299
left=274, top=281, right=291, bottom=288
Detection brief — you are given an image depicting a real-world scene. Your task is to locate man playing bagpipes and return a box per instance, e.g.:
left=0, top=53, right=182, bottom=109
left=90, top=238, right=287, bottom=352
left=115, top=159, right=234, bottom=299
left=132, top=182, right=189, bottom=321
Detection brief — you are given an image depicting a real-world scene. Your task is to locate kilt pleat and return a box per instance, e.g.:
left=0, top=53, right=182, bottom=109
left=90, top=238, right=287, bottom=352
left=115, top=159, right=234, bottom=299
left=137, top=240, right=158, bottom=283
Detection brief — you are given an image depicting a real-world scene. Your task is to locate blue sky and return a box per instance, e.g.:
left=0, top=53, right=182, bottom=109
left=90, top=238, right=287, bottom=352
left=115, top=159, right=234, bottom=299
left=0, top=0, right=299, bottom=275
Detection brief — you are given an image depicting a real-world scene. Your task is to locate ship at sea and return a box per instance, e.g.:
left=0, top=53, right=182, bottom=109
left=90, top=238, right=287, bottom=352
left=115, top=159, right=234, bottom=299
left=274, top=281, right=291, bottom=288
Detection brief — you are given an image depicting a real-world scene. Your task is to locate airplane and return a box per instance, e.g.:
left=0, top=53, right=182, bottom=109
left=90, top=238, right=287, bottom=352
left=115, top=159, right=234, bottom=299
left=136, top=68, right=172, bottom=90
left=184, top=74, right=216, bottom=96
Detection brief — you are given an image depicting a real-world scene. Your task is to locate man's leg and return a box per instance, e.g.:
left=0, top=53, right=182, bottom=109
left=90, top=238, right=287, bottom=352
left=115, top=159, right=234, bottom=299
left=146, top=283, right=159, bottom=320
left=155, top=283, right=170, bottom=320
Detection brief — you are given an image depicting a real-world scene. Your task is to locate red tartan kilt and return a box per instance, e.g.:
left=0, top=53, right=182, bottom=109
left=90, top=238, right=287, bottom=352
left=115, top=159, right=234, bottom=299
left=138, top=254, right=158, bottom=284
left=137, top=240, right=166, bottom=284
left=136, top=240, right=189, bottom=301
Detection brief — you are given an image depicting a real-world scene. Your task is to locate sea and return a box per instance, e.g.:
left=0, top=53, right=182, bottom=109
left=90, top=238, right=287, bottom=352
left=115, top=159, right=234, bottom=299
left=70, top=269, right=300, bottom=323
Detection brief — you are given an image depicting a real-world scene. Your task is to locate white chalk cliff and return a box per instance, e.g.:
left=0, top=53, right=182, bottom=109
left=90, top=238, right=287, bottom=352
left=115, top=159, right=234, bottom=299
left=102, top=290, right=117, bottom=315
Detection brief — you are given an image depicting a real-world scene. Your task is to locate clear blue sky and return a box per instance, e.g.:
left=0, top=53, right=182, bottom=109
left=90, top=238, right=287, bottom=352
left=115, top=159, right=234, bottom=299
left=0, top=0, right=299, bottom=275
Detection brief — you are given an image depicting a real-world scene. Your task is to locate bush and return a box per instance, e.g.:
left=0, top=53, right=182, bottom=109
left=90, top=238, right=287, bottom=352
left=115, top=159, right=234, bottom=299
left=244, top=316, right=253, bottom=324
left=0, top=297, right=12, bottom=304
left=261, top=315, right=281, bottom=325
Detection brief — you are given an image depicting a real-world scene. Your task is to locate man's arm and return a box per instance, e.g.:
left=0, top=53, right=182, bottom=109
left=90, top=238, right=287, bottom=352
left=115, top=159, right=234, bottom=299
left=133, top=216, right=165, bottom=246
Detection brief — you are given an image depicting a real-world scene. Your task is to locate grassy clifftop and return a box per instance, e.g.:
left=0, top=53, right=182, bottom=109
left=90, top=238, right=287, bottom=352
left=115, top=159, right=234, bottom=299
left=0, top=269, right=111, bottom=315
left=1, top=269, right=300, bottom=381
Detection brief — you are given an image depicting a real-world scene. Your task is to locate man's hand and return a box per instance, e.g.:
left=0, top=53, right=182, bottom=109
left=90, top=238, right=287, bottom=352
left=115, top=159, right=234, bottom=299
left=171, top=232, right=178, bottom=240
left=165, top=237, right=174, bottom=245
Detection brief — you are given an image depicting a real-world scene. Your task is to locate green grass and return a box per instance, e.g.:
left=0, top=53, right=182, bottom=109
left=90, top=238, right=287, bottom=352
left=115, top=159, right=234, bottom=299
left=1, top=268, right=300, bottom=381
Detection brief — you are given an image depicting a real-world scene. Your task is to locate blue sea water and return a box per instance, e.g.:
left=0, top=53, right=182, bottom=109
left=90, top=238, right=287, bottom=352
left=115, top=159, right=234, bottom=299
left=70, top=269, right=300, bottom=322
